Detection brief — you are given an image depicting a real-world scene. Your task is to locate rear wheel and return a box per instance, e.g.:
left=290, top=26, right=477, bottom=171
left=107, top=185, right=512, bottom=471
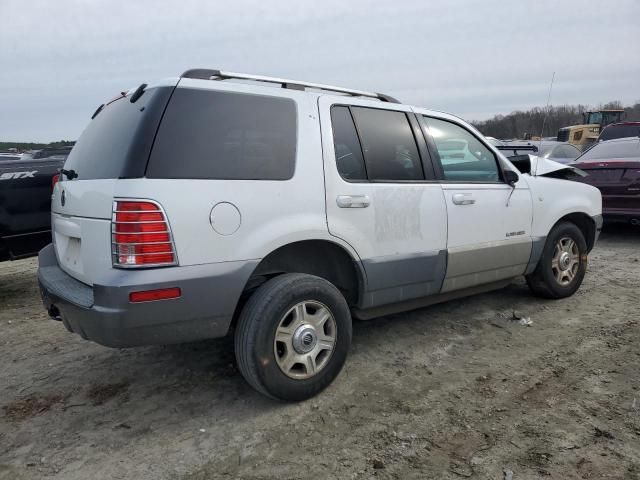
left=235, top=273, right=352, bottom=401
left=526, top=221, right=588, bottom=299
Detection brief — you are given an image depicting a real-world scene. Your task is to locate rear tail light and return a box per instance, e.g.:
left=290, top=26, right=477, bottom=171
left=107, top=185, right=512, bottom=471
left=111, top=200, right=178, bottom=268
left=52, top=174, right=60, bottom=189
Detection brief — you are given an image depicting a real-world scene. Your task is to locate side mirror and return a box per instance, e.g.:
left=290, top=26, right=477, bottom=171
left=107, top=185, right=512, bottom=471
left=504, top=170, right=519, bottom=186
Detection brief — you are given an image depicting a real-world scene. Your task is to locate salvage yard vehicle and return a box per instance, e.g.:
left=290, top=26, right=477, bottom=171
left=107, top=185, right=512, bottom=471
left=532, top=141, right=582, bottom=165
left=557, top=109, right=625, bottom=149
left=38, top=70, right=603, bottom=401
left=0, top=156, right=64, bottom=261
left=572, top=137, right=640, bottom=224
left=32, top=146, right=73, bottom=161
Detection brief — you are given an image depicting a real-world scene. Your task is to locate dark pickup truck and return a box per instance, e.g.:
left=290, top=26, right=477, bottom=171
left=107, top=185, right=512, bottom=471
left=0, top=156, right=64, bottom=261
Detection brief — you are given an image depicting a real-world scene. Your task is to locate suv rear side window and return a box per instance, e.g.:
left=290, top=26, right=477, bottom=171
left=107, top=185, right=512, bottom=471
left=147, top=89, right=296, bottom=180
left=330, top=106, right=367, bottom=181
left=350, top=107, right=424, bottom=181
left=423, top=116, right=500, bottom=182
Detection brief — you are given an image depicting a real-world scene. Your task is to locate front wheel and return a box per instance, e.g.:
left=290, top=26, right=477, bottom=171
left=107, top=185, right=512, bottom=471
left=526, top=221, right=588, bottom=299
left=234, top=273, right=352, bottom=401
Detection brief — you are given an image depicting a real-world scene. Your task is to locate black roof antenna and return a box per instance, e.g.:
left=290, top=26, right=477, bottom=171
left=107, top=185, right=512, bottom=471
left=539, top=72, right=556, bottom=153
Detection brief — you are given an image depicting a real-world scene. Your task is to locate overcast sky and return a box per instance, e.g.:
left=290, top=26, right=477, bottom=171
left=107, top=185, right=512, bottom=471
left=1, top=0, right=638, bottom=142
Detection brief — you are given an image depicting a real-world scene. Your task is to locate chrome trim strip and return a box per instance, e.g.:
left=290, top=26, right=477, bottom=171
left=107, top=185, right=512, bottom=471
left=111, top=241, right=174, bottom=246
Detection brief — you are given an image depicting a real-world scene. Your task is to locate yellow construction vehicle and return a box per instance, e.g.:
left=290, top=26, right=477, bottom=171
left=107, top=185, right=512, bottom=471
left=557, top=109, right=624, bottom=149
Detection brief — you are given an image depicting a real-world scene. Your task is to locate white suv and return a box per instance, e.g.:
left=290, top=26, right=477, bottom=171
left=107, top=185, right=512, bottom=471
left=39, top=69, right=602, bottom=401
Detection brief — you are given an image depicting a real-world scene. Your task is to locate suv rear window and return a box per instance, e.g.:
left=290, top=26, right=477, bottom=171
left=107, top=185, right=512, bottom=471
left=147, top=89, right=297, bottom=180
left=63, top=87, right=174, bottom=180
left=578, top=139, right=640, bottom=161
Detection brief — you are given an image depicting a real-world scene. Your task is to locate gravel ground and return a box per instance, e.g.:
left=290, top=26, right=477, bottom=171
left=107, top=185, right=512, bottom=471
left=1, top=224, right=639, bottom=480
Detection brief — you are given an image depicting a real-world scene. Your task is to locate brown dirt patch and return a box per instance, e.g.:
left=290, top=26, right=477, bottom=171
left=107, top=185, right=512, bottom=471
left=2, top=394, right=65, bottom=421
left=85, top=381, right=129, bottom=405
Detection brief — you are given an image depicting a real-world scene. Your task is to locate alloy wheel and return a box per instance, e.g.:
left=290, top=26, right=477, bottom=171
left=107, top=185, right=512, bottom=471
left=273, top=301, right=337, bottom=380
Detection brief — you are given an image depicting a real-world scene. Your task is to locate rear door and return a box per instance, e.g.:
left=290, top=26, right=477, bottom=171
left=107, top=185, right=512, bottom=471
left=417, top=114, right=533, bottom=292
left=319, top=97, right=447, bottom=308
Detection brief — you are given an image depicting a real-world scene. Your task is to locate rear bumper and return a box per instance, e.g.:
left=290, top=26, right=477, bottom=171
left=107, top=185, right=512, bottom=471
left=38, top=244, right=257, bottom=348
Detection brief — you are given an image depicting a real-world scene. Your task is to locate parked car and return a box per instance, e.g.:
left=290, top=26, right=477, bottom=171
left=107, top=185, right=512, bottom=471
left=38, top=69, right=602, bottom=401
left=572, top=137, right=640, bottom=224
left=495, top=141, right=539, bottom=158
left=485, top=136, right=504, bottom=146
left=32, top=146, right=73, bottom=161
left=598, top=121, right=640, bottom=142
left=0, top=156, right=64, bottom=260
left=534, top=141, right=582, bottom=164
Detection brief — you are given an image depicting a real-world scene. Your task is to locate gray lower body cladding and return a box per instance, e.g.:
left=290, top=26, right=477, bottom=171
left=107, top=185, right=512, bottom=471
left=360, top=250, right=447, bottom=308
left=441, top=240, right=532, bottom=293
left=360, top=239, right=532, bottom=309
left=38, top=244, right=257, bottom=348
left=524, top=237, right=546, bottom=275
left=592, top=214, right=603, bottom=244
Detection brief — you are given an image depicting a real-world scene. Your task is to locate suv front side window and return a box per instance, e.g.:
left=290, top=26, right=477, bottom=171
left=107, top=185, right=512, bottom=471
left=423, top=116, right=501, bottom=182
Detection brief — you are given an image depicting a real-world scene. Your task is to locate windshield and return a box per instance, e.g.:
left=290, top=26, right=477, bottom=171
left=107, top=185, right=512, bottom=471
left=541, top=144, right=580, bottom=159
left=578, top=139, right=640, bottom=161
left=600, top=124, right=640, bottom=141
left=586, top=112, right=602, bottom=125
left=602, top=111, right=623, bottom=125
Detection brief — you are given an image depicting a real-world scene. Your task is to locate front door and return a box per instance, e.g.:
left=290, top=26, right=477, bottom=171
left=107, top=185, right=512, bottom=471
left=418, top=114, right=533, bottom=292
left=319, top=97, right=448, bottom=308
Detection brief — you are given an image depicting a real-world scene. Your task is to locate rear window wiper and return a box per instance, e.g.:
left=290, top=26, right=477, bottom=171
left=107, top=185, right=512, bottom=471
left=91, top=104, right=104, bottom=120
left=59, top=168, right=78, bottom=180
left=130, top=83, right=148, bottom=103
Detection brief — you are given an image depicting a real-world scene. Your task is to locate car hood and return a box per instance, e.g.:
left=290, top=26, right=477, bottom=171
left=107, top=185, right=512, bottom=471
left=509, top=155, right=586, bottom=178
left=531, top=156, right=580, bottom=175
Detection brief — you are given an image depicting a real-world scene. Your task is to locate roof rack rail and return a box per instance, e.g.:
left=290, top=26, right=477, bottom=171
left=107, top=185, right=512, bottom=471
left=180, top=68, right=400, bottom=104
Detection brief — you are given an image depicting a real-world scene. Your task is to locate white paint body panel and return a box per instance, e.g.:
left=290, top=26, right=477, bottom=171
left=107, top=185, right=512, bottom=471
left=51, top=179, right=116, bottom=284
left=526, top=176, right=602, bottom=238
left=441, top=183, right=532, bottom=249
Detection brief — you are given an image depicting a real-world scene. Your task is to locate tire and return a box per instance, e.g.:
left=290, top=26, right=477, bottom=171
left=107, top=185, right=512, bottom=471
left=526, top=221, right=588, bottom=299
left=234, top=273, right=352, bottom=401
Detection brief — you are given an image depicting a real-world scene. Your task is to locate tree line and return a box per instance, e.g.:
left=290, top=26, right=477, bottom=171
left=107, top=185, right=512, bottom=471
left=472, top=101, right=640, bottom=140
left=4, top=101, right=640, bottom=149
left=0, top=140, right=74, bottom=152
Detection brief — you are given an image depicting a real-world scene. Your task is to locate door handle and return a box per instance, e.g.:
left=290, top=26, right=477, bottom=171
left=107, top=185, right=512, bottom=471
left=452, top=193, right=476, bottom=205
left=337, top=195, right=370, bottom=208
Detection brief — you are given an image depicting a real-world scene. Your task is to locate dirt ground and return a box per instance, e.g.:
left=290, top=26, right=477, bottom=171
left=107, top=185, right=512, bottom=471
left=1, top=225, right=639, bottom=480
